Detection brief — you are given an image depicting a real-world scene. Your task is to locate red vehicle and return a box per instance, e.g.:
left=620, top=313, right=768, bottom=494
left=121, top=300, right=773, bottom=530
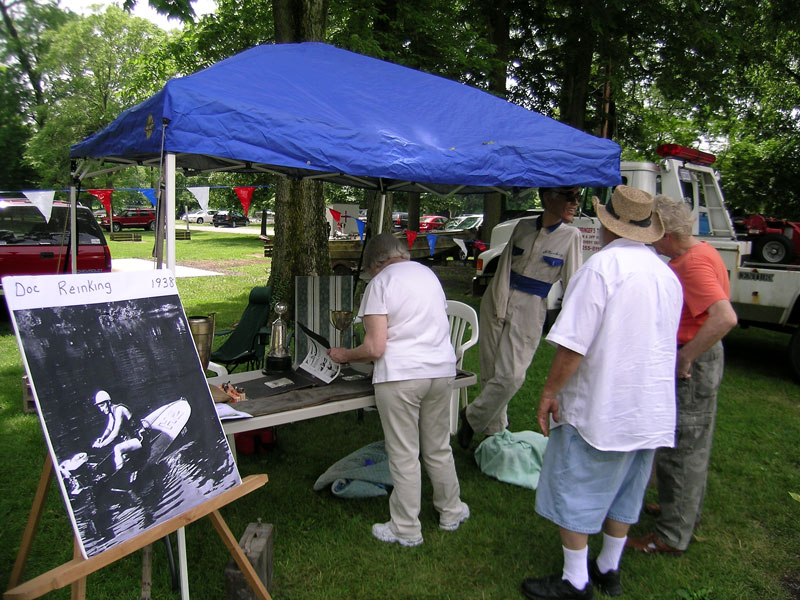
left=100, top=207, right=156, bottom=232
left=0, top=199, right=112, bottom=291
left=739, top=214, right=800, bottom=265
left=419, top=215, right=449, bottom=232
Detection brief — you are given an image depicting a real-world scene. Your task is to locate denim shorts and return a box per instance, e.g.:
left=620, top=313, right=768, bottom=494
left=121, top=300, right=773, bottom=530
left=535, top=424, right=655, bottom=534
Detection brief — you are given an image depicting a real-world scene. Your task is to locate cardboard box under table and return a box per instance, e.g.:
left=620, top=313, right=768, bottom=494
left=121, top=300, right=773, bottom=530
left=211, top=368, right=477, bottom=461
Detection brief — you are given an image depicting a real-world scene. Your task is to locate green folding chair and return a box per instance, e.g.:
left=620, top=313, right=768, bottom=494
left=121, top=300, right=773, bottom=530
left=210, top=285, right=272, bottom=373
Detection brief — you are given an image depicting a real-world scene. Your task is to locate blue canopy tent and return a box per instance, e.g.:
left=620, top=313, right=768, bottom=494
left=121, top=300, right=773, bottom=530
left=69, top=42, right=621, bottom=270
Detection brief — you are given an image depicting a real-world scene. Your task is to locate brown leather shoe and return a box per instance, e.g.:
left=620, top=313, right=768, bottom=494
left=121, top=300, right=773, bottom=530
left=626, top=533, right=684, bottom=556
left=643, top=502, right=661, bottom=516
left=642, top=503, right=700, bottom=527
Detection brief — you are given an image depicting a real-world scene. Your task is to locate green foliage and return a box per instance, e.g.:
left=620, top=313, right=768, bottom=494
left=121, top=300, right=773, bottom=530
left=170, top=0, right=274, bottom=73
left=25, top=6, right=169, bottom=187
left=327, top=0, right=501, bottom=89
left=0, top=69, right=37, bottom=188
left=123, top=0, right=196, bottom=22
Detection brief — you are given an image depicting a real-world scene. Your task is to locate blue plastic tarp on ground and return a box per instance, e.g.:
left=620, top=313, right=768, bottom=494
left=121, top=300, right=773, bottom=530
left=71, top=42, right=621, bottom=193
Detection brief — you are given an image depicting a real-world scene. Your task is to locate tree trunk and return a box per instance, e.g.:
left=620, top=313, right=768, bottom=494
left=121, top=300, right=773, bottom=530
left=269, top=0, right=331, bottom=316
left=366, top=190, right=393, bottom=236
left=483, top=192, right=503, bottom=244
left=480, top=1, right=509, bottom=229
left=270, top=179, right=330, bottom=313
left=483, top=0, right=510, bottom=97
left=558, top=3, right=596, bottom=129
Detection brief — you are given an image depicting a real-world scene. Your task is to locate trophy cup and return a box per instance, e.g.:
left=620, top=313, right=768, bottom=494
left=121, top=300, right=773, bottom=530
left=330, top=309, right=354, bottom=349
left=264, top=302, right=292, bottom=374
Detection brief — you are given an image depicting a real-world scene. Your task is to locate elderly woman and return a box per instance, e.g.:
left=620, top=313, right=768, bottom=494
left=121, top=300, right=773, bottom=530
left=328, top=232, right=469, bottom=547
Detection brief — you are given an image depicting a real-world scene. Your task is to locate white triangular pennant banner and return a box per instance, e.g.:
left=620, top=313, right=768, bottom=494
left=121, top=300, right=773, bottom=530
left=22, top=190, right=56, bottom=223
left=187, top=186, right=210, bottom=212
left=453, top=238, right=468, bottom=259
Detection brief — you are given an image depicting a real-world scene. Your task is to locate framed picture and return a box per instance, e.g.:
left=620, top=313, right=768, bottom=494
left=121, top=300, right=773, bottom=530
left=5, top=271, right=240, bottom=558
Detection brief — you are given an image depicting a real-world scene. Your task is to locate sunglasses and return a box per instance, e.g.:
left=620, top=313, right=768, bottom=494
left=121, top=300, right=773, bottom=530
left=555, top=190, right=582, bottom=202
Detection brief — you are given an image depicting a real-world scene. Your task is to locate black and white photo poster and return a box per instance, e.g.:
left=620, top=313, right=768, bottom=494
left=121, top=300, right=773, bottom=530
left=4, top=271, right=241, bottom=558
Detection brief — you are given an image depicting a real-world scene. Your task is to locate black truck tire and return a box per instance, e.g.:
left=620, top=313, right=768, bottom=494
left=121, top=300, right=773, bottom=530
left=753, top=233, right=794, bottom=264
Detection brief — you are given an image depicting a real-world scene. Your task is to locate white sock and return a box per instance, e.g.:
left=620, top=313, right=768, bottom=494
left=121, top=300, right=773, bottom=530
left=596, top=532, right=627, bottom=573
left=562, top=545, right=589, bottom=590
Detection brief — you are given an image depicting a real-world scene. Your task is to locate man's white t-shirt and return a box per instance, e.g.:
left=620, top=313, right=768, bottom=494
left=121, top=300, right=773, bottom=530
left=546, top=238, right=683, bottom=452
left=359, top=260, right=456, bottom=384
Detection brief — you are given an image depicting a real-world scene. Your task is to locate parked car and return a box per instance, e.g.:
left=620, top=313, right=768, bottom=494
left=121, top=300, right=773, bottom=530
left=213, top=210, right=250, bottom=227
left=100, top=207, right=156, bottom=232
left=180, top=209, right=218, bottom=224
left=444, top=214, right=483, bottom=231
left=419, top=215, right=449, bottom=232
left=392, top=212, right=408, bottom=230
left=0, top=199, right=111, bottom=292
left=251, top=210, right=275, bottom=224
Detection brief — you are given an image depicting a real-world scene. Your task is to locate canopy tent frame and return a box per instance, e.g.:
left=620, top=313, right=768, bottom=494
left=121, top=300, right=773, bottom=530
left=69, top=42, right=622, bottom=274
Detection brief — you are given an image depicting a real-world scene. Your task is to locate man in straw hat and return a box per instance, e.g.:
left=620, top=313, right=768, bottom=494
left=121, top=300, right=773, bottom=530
left=627, top=195, right=737, bottom=556
left=521, top=186, right=683, bottom=600
left=457, top=186, right=583, bottom=450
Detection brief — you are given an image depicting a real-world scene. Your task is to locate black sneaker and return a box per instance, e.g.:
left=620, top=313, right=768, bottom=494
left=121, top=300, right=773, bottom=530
left=521, top=574, right=594, bottom=600
left=588, top=558, right=622, bottom=597
left=456, top=407, right=474, bottom=449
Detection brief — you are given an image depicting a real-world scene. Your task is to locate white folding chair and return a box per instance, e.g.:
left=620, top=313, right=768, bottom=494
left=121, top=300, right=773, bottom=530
left=446, top=300, right=479, bottom=435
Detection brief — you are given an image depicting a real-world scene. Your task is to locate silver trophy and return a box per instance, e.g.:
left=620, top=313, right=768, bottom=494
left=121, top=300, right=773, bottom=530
left=330, top=309, right=354, bottom=349
left=264, top=301, right=291, bottom=373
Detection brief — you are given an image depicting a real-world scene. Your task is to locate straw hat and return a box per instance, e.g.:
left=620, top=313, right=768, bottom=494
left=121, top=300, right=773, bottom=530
left=593, top=185, right=664, bottom=243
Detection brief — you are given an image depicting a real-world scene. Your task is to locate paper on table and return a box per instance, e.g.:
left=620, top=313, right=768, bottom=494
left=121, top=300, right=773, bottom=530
left=215, top=403, right=252, bottom=421
left=297, top=323, right=341, bottom=384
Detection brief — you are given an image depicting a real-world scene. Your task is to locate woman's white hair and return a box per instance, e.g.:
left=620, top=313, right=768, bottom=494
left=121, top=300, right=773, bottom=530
left=654, top=194, right=693, bottom=239
left=364, top=232, right=410, bottom=270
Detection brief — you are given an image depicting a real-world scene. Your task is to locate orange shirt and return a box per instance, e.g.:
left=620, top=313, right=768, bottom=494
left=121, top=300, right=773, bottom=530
left=669, top=242, right=731, bottom=345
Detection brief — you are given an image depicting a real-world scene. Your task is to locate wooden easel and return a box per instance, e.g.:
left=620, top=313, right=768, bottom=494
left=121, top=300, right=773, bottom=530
left=6, top=454, right=272, bottom=600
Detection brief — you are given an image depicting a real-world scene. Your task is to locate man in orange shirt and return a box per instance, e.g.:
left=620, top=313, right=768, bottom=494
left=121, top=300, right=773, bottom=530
left=627, top=195, right=738, bottom=556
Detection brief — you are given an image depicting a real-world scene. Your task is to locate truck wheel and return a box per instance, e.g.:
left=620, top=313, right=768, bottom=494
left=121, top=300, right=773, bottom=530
left=753, top=234, right=794, bottom=264
left=112, top=222, right=121, bottom=232
left=790, top=329, right=800, bottom=383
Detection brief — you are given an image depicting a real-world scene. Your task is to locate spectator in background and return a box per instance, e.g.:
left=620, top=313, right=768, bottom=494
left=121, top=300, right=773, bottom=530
left=522, top=186, right=682, bottom=600
left=457, top=186, right=583, bottom=450
left=329, top=232, right=468, bottom=547
left=627, top=195, right=737, bottom=556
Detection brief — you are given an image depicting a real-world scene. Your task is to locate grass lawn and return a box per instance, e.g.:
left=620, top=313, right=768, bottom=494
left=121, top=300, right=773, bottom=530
left=1, top=231, right=799, bottom=599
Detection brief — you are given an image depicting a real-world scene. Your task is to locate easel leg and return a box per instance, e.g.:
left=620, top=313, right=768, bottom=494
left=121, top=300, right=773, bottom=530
left=8, top=455, right=54, bottom=589
left=208, top=511, right=272, bottom=600
left=70, top=539, right=86, bottom=600
left=140, top=544, right=152, bottom=600
left=177, top=527, right=190, bottom=600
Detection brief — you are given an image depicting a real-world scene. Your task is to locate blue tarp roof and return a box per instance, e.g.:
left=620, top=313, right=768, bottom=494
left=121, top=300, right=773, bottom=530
left=71, top=42, right=621, bottom=194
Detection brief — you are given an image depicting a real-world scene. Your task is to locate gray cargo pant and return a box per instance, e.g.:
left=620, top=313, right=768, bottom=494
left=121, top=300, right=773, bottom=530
left=654, top=341, right=725, bottom=550
left=465, top=287, right=546, bottom=436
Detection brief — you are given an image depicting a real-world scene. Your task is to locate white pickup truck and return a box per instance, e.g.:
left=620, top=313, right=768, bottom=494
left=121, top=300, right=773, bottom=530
left=472, top=144, right=800, bottom=379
